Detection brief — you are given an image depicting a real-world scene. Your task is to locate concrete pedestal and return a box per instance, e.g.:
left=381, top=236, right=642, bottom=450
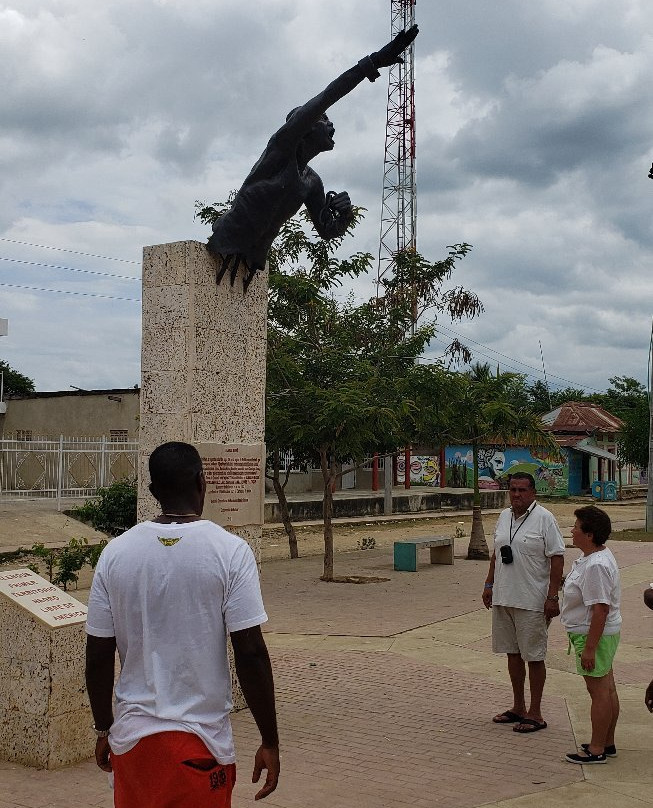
left=0, top=588, right=92, bottom=769
left=139, top=241, right=268, bottom=708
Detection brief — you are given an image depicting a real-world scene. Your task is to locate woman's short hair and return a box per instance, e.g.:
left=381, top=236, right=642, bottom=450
left=574, top=505, right=612, bottom=545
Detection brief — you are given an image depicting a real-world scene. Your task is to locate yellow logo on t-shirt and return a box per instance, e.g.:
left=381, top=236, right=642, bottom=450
left=157, top=537, right=181, bottom=547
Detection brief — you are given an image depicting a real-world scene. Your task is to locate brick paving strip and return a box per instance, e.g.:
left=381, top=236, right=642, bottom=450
left=1, top=500, right=652, bottom=808
left=230, top=649, right=581, bottom=808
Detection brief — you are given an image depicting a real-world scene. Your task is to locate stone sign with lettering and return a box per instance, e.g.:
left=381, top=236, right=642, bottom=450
left=0, top=568, right=87, bottom=628
left=0, top=569, right=93, bottom=769
left=198, top=443, right=265, bottom=527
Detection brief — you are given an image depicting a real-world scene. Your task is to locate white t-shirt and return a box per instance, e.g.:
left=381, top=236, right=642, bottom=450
left=85, top=520, right=268, bottom=763
left=493, top=502, right=565, bottom=611
left=561, top=546, right=621, bottom=635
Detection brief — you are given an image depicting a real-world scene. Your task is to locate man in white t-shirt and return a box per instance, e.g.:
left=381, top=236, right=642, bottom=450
left=481, top=472, right=565, bottom=733
left=85, top=442, right=279, bottom=807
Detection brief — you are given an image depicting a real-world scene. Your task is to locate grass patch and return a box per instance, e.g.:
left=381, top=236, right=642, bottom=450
left=610, top=529, right=653, bottom=543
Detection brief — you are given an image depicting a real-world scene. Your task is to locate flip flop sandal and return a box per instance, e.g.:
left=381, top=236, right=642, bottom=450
left=492, top=710, right=524, bottom=724
left=513, top=718, right=547, bottom=733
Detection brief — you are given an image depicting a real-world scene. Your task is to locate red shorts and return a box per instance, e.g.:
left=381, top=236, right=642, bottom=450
left=112, top=731, right=236, bottom=808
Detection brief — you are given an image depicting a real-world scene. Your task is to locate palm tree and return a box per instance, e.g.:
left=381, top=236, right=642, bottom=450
left=451, top=365, right=559, bottom=560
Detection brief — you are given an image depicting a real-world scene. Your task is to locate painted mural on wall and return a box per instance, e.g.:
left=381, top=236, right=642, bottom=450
left=445, top=445, right=569, bottom=496
left=396, top=455, right=441, bottom=487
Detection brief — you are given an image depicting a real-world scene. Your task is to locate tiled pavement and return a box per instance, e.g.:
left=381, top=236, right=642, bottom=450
left=1, top=512, right=652, bottom=807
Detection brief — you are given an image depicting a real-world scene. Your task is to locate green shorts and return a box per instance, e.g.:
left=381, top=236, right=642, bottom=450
left=567, top=632, right=620, bottom=678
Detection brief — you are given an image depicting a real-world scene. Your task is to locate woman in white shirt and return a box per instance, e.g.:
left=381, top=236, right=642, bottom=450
left=561, top=505, right=621, bottom=765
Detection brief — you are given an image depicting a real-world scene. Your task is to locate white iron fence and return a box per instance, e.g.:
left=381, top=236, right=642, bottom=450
left=0, top=436, right=138, bottom=508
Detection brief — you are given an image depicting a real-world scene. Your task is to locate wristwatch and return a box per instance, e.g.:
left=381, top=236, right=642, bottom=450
left=93, top=724, right=111, bottom=738
left=546, top=595, right=559, bottom=602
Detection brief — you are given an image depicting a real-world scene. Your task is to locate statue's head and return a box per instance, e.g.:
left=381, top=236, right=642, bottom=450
left=287, top=108, right=335, bottom=156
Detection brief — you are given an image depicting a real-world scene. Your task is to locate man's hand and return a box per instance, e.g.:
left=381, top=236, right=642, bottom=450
left=371, top=25, right=419, bottom=69
left=252, top=744, right=280, bottom=800
left=543, top=599, right=560, bottom=620
left=482, top=587, right=493, bottom=609
left=645, top=680, right=653, bottom=712
left=94, top=736, right=112, bottom=772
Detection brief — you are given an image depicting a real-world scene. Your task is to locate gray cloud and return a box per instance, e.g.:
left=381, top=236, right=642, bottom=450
left=1, top=0, right=653, bottom=395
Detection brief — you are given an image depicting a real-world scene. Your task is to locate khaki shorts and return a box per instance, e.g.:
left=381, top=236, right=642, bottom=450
left=492, top=605, right=549, bottom=662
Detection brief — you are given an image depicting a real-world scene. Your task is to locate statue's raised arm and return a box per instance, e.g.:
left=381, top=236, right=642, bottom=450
left=207, top=25, right=418, bottom=290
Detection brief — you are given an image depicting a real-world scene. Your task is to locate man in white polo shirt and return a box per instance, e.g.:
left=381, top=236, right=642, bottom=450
left=482, top=472, right=565, bottom=733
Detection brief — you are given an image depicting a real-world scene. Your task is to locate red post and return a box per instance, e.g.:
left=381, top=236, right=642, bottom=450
left=439, top=446, right=446, bottom=488
left=404, top=447, right=411, bottom=489
left=372, top=453, right=379, bottom=491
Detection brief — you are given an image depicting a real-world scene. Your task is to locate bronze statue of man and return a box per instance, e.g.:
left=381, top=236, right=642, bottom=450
left=208, top=25, right=418, bottom=290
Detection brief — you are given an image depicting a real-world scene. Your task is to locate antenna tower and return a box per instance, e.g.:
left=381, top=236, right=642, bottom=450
left=376, top=0, right=417, bottom=292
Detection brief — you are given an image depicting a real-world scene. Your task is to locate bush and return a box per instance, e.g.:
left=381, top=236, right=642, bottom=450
left=1, top=538, right=108, bottom=591
left=71, top=478, right=137, bottom=536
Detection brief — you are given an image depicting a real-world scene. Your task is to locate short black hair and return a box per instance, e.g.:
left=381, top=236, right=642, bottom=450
left=149, top=442, right=202, bottom=497
left=574, top=505, right=612, bottom=546
left=509, top=472, right=535, bottom=490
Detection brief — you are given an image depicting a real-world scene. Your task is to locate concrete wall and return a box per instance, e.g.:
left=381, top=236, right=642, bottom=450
left=264, top=488, right=509, bottom=523
left=0, top=389, right=139, bottom=439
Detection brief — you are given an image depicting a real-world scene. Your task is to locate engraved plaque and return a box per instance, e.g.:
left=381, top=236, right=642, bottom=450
left=198, top=443, right=265, bottom=527
left=0, top=568, right=87, bottom=628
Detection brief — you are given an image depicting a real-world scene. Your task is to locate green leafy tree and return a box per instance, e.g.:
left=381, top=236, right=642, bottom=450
left=265, top=235, right=426, bottom=580
left=617, top=399, right=648, bottom=467
left=0, top=360, right=35, bottom=397
left=197, top=201, right=482, bottom=576
left=527, top=381, right=589, bottom=414
left=590, top=377, right=648, bottom=494
left=594, top=376, right=647, bottom=419
left=448, top=364, right=560, bottom=560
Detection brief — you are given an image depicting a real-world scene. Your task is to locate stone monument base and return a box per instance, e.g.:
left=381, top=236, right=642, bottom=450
left=0, top=596, right=93, bottom=769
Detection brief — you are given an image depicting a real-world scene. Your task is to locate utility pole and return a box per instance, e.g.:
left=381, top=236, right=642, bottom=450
left=0, top=318, right=8, bottom=415
left=646, top=164, right=653, bottom=531
left=377, top=0, right=417, bottom=292
left=647, top=318, right=653, bottom=530
left=377, top=1, right=417, bottom=502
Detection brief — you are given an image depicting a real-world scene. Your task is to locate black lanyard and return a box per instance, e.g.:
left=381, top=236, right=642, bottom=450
left=509, top=504, right=536, bottom=544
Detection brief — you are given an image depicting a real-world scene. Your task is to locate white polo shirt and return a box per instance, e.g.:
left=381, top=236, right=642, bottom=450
left=561, top=546, right=621, bottom=635
left=86, top=519, right=268, bottom=763
left=493, top=501, right=565, bottom=612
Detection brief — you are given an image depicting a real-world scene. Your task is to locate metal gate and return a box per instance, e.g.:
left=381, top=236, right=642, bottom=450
left=0, top=436, right=138, bottom=508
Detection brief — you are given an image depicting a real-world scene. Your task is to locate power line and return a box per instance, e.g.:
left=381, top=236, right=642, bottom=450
left=0, top=256, right=140, bottom=282
left=0, top=237, right=139, bottom=264
left=0, top=282, right=140, bottom=303
left=421, top=330, right=605, bottom=394
left=434, top=323, right=606, bottom=393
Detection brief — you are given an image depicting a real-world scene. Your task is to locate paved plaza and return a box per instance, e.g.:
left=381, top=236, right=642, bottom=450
left=0, top=501, right=652, bottom=807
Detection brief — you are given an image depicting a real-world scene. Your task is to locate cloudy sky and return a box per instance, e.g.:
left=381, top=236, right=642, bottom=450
left=1, top=0, right=653, bottom=396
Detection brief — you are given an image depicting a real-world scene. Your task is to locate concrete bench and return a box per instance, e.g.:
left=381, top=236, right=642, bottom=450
left=393, top=537, right=454, bottom=572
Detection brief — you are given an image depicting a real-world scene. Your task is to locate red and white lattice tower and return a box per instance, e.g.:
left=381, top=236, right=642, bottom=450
left=376, top=0, right=417, bottom=291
